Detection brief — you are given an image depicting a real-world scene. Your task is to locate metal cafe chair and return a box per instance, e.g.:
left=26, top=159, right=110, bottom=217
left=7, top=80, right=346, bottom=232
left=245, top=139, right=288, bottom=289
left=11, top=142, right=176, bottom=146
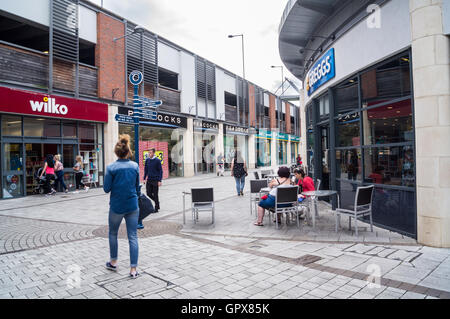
left=253, top=171, right=260, bottom=180
left=190, top=188, right=215, bottom=225
left=261, top=169, right=274, bottom=179
left=334, top=185, right=374, bottom=237
left=268, top=186, right=300, bottom=229
left=250, top=179, right=269, bottom=216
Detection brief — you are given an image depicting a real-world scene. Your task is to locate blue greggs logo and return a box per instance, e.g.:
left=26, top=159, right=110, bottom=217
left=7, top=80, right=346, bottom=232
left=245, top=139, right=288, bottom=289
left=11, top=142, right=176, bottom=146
left=306, top=48, right=336, bottom=96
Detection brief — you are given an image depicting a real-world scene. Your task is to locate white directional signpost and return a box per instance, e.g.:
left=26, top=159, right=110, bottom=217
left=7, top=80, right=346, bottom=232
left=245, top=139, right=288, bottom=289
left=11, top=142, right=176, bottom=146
left=114, top=71, right=162, bottom=183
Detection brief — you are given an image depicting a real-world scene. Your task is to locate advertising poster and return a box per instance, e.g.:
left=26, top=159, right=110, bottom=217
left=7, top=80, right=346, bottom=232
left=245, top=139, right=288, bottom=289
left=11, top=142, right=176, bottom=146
left=139, top=141, right=169, bottom=182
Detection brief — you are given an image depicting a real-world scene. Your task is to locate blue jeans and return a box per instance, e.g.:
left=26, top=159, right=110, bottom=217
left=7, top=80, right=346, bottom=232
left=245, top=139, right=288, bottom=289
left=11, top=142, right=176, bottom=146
left=108, top=209, right=139, bottom=268
left=55, top=170, right=67, bottom=191
left=235, top=176, right=245, bottom=194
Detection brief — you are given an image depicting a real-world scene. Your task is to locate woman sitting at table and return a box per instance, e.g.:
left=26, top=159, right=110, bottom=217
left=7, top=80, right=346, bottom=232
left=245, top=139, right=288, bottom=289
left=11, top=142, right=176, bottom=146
left=294, top=168, right=315, bottom=199
left=254, top=167, right=292, bottom=227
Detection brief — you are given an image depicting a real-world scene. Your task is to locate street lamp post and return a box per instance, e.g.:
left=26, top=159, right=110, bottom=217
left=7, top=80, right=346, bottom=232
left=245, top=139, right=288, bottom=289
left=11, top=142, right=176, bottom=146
left=228, top=34, right=245, bottom=79
left=271, top=65, right=284, bottom=94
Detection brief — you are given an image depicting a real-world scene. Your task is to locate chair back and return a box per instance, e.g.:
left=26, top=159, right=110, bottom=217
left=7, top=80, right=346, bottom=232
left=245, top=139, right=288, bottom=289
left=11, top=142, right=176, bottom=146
left=315, top=179, right=321, bottom=190
left=260, top=170, right=272, bottom=179
left=250, top=179, right=268, bottom=194
left=355, top=185, right=374, bottom=207
left=191, top=188, right=214, bottom=203
left=276, top=186, right=299, bottom=204
left=253, top=171, right=260, bottom=180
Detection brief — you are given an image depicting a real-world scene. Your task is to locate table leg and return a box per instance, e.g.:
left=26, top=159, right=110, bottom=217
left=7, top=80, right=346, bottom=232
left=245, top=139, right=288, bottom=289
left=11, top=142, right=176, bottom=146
left=183, top=192, right=186, bottom=225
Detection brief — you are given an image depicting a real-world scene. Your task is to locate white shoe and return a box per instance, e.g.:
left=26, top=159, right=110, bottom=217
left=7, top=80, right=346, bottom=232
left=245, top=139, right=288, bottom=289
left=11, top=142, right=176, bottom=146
left=84, top=187, right=90, bottom=192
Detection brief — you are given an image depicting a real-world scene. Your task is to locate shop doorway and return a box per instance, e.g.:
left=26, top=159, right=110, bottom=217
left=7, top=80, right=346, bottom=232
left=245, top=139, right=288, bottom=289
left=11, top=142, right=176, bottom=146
left=2, top=143, right=24, bottom=199
left=194, top=133, right=216, bottom=174
left=319, top=126, right=331, bottom=192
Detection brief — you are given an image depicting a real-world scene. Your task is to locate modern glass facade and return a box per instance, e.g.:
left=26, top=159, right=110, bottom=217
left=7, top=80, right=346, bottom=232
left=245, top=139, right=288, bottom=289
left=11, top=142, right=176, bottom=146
left=305, top=51, right=416, bottom=238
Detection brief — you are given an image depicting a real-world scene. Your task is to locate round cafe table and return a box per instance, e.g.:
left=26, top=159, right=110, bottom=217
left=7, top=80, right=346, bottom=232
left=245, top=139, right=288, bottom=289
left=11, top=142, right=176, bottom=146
left=302, top=190, right=338, bottom=230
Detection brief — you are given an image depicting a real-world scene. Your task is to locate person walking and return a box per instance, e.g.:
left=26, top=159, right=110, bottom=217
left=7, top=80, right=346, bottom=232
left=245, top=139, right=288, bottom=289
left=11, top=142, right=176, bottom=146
left=217, top=153, right=225, bottom=177
left=39, top=154, right=56, bottom=195
left=103, top=134, right=140, bottom=279
left=230, top=151, right=247, bottom=196
left=54, top=154, right=68, bottom=193
left=73, top=155, right=89, bottom=193
left=144, top=148, right=162, bottom=214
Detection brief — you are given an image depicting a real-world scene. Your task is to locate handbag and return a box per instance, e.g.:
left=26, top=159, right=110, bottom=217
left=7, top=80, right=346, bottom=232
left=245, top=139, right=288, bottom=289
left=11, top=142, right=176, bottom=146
left=261, top=195, right=268, bottom=200
left=138, top=193, right=155, bottom=222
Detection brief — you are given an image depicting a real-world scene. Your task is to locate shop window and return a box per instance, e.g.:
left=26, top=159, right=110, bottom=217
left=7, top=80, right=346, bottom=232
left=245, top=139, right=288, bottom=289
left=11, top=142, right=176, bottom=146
left=361, top=55, right=411, bottom=106
left=63, top=122, right=77, bottom=138
left=336, top=149, right=362, bottom=181
left=79, top=123, right=96, bottom=144
left=319, top=94, right=330, bottom=119
left=158, top=68, right=178, bottom=90
left=362, top=99, right=413, bottom=145
left=336, top=113, right=360, bottom=147
left=1, top=115, right=22, bottom=136
left=335, top=77, right=359, bottom=115
left=24, top=118, right=60, bottom=137
left=363, top=146, right=415, bottom=187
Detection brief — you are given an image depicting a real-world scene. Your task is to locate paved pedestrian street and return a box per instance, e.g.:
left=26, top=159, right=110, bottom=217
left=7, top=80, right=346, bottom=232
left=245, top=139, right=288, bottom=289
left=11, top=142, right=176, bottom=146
left=1, top=173, right=449, bottom=299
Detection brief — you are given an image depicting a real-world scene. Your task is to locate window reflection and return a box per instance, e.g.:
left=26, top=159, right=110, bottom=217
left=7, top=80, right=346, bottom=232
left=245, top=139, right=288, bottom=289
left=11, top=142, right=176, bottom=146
left=336, top=112, right=360, bottom=147
left=1, top=115, right=22, bottom=136
left=361, top=55, right=411, bottom=105
left=336, top=149, right=362, bottom=181
left=364, top=146, right=415, bottom=187
left=335, top=77, right=359, bottom=114
left=362, top=99, right=413, bottom=145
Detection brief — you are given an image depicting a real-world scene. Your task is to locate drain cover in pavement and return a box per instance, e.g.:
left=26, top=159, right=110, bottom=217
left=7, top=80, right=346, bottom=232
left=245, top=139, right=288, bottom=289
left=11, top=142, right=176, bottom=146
left=93, top=220, right=182, bottom=239
left=96, top=272, right=175, bottom=298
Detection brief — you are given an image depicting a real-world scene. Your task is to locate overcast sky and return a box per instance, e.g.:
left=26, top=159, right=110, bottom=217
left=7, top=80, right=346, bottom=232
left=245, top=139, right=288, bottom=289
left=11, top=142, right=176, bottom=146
left=87, top=0, right=301, bottom=101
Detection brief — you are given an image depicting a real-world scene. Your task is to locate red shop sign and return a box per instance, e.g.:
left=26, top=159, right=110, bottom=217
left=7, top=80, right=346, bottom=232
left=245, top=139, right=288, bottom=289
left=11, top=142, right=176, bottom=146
left=0, top=86, right=108, bottom=123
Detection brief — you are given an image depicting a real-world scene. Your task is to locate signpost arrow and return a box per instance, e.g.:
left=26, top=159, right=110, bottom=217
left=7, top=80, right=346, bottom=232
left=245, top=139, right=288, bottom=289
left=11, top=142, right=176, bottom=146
left=115, top=114, right=136, bottom=124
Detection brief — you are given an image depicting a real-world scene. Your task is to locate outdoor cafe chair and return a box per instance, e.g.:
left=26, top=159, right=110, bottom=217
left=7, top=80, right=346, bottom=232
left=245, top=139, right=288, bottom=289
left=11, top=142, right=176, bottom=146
left=253, top=171, right=260, bottom=180
left=268, top=186, right=300, bottom=229
left=191, top=188, right=215, bottom=225
left=261, top=169, right=274, bottom=179
left=250, top=179, right=269, bottom=216
left=333, top=185, right=374, bottom=237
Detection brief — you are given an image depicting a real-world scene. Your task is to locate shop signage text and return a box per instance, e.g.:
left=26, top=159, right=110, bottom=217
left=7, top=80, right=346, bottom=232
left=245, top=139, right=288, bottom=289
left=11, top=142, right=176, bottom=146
left=119, top=107, right=187, bottom=129
left=194, top=120, right=219, bottom=131
left=306, top=48, right=336, bottom=97
left=0, top=86, right=108, bottom=122
left=224, top=124, right=249, bottom=135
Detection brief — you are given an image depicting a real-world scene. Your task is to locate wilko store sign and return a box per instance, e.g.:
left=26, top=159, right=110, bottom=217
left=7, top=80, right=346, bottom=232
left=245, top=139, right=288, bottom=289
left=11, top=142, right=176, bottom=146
left=0, top=86, right=108, bottom=122
left=305, top=48, right=336, bottom=97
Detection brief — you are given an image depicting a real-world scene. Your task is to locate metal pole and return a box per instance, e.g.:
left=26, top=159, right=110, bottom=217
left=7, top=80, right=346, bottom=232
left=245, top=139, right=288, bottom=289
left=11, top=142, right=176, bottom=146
left=49, top=0, right=53, bottom=94
left=134, top=84, right=140, bottom=176
left=140, top=32, right=144, bottom=97
left=241, top=35, right=245, bottom=80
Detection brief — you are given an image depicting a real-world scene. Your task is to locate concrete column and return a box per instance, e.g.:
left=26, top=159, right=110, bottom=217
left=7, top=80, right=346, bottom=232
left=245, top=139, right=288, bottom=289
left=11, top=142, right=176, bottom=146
left=410, top=0, right=450, bottom=247
left=217, top=123, right=224, bottom=161
left=248, top=134, right=256, bottom=169
left=104, top=104, right=119, bottom=166
left=300, top=89, right=308, bottom=167
left=183, top=118, right=195, bottom=177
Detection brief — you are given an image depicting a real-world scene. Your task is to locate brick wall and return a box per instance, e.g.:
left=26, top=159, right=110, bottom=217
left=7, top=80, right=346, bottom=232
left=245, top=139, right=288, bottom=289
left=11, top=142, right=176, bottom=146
left=285, top=102, right=291, bottom=134
left=96, top=13, right=125, bottom=103
left=269, top=94, right=276, bottom=130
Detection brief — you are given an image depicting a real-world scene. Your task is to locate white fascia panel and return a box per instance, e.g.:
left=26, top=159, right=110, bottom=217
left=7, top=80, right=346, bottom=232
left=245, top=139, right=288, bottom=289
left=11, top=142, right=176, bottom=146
left=158, top=41, right=180, bottom=73
left=223, top=72, right=236, bottom=95
left=79, top=5, right=97, bottom=44
left=180, top=51, right=196, bottom=115
left=215, top=68, right=225, bottom=120
left=1, top=0, right=50, bottom=27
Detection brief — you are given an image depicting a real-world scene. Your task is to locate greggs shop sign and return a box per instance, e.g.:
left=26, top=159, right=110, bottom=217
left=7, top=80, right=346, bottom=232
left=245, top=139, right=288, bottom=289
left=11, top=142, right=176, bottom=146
left=0, top=86, right=108, bottom=122
left=306, top=48, right=336, bottom=97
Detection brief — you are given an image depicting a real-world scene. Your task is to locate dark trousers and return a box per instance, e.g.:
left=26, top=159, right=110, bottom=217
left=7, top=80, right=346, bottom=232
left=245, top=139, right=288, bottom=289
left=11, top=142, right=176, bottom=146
left=55, top=170, right=67, bottom=192
left=44, top=174, right=55, bottom=194
left=146, top=180, right=160, bottom=210
left=75, top=172, right=85, bottom=190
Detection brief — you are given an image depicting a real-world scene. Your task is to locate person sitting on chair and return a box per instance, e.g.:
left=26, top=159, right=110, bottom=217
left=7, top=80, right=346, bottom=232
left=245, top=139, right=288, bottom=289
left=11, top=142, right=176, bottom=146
left=254, top=167, right=292, bottom=227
